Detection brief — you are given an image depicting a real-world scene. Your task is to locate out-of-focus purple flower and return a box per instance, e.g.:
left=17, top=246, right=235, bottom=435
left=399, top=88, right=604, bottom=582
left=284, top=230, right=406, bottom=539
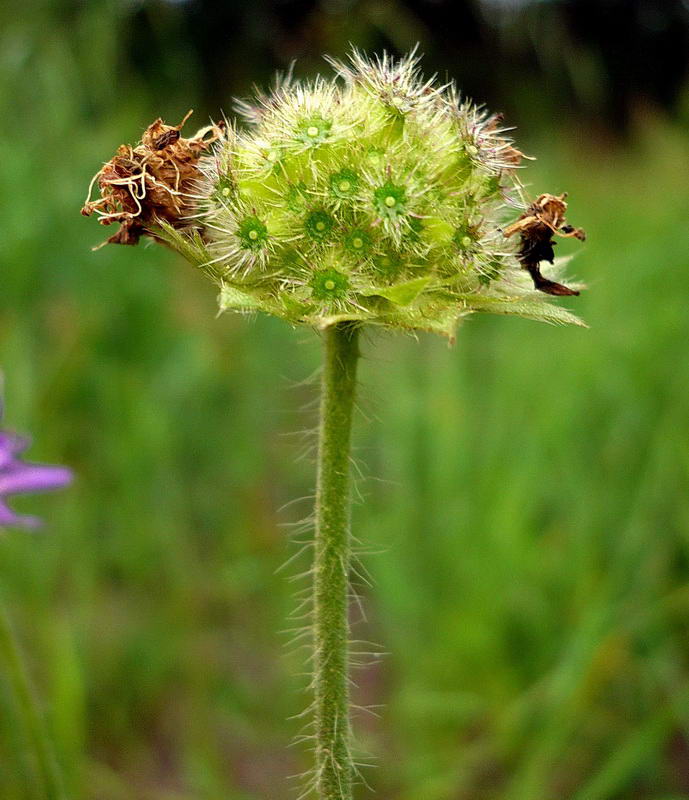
left=0, top=412, right=72, bottom=530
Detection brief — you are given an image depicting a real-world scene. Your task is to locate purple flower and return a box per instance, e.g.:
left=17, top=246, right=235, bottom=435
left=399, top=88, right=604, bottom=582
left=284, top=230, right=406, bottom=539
left=0, top=415, right=72, bottom=530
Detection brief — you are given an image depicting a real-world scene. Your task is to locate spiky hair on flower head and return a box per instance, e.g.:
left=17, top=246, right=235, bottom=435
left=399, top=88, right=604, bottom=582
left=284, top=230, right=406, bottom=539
left=83, top=49, right=586, bottom=338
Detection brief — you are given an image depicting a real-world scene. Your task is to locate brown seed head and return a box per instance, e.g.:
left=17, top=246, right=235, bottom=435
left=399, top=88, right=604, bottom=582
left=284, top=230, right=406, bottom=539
left=504, top=193, right=585, bottom=296
left=81, top=111, right=224, bottom=247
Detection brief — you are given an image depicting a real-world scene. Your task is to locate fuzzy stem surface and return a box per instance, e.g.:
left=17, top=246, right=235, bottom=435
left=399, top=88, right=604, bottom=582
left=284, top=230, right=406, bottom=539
left=312, top=322, right=360, bottom=800
left=0, top=600, right=66, bottom=800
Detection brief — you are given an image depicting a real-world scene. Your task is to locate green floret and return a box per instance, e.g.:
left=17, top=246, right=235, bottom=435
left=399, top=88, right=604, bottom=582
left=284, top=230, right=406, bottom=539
left=305, top=210, right=337, bottom=242
left=213, top=174, right=235, bottom=203
left=310, top=268, right=350, bottom=301
left=295, top=115, right=332, bottom=146
left=461, top=140, right=480, bottom=160
left=374, top=251, right=405, bottom=281
left=265, top=147, right=282, bottom=167
left=374, top=182, right=407, bottom=221
left=329, top=169, right=360, bottom=200
left=364, top=146, right=386, bottom=168
left=237, top=216, right=268, bottom=250
left=453, top=223, right=479, bottom=252
left=344, top=228, right=373, bottom=256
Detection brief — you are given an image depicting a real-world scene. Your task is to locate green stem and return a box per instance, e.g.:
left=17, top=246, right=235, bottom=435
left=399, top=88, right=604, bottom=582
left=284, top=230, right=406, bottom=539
left=0, top=600, right=66, bottom=800
left=313, top=322, right=360, bottom=800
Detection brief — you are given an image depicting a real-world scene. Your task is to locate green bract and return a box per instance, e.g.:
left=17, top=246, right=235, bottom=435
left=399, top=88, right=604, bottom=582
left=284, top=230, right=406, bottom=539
left=158, top=50, right=584, bottom=337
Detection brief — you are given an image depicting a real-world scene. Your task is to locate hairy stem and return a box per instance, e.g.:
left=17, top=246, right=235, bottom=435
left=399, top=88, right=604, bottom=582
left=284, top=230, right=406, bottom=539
left=313, top=322, right=360, bottom=800
left=0, top=600, right=66, bottom=800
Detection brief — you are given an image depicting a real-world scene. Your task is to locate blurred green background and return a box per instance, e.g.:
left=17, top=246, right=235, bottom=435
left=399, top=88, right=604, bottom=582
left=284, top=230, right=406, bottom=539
left=1, top=1, right=689, bottom=798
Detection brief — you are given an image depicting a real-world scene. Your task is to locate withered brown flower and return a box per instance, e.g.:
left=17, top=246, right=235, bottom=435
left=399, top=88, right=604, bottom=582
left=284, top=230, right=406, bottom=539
left=504, top=193, right=586, bottom=296
left=81, top=111, right=224, bottom=247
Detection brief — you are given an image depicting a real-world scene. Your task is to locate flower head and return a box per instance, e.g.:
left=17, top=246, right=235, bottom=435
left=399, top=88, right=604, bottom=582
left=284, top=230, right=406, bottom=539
left=83, top=49, right=586, bottom=337
left=0, top=405, right=72, bottom=529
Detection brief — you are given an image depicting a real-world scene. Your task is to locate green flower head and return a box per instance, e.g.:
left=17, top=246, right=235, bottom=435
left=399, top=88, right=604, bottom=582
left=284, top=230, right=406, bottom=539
left=83, top=49, right=585, bottom=337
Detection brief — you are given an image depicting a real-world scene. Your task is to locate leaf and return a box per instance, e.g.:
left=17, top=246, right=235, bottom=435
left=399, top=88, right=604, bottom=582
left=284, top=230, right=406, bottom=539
left=218, top=285, right=265, bottom=314
left=466, top=295, right=588, bottom=327
left=364, top=277, right=431, bottom=306
left=311, top=312, right=370, bottom=328
left=377, top=304, right=463, bottom=341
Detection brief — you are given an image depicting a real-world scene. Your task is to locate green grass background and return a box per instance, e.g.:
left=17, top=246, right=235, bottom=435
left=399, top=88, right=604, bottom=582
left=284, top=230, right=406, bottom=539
left=1, top=3, right=689, bottom=798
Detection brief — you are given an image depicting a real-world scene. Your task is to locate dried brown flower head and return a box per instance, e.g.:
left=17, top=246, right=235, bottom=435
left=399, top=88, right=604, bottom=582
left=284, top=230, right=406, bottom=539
left=81, top=111, right=224, bottom=247
left=504, top=193, right=586, bottom=296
